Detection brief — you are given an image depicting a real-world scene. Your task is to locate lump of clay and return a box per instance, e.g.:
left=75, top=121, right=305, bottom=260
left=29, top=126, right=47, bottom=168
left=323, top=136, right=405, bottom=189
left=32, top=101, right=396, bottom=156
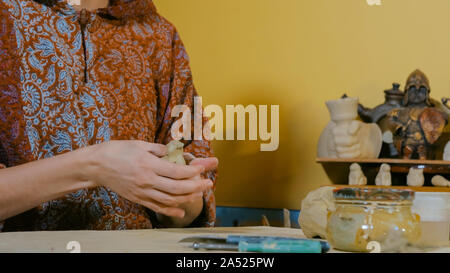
left=162, top=140, right=186, bottom=165
left=406, top=167, right=424, bottom=187
left=349, top=163, right=367, bottom=185
left=375, top=164, right=392, bottom=186
left=431, top=175, right=450, bottom=187
left=298, top=186, right=336, bottom=239
left=444, top=141, right=450, bottom=161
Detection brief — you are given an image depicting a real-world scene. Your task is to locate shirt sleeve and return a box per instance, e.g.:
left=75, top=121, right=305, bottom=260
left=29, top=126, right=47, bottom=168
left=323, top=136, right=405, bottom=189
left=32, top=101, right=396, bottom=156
left=0, top=2, right=15, bottom=233
left=153, top=25, right=217, bottom=227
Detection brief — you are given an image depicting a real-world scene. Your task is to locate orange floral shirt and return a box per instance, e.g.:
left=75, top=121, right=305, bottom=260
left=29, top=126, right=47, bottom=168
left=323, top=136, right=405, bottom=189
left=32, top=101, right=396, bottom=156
left=0, top=0, right=217, bottom=231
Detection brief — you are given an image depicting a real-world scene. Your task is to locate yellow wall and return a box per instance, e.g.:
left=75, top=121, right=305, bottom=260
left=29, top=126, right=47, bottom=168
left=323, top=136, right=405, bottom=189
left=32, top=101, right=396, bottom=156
left=154, top=0, right=449, bottom=209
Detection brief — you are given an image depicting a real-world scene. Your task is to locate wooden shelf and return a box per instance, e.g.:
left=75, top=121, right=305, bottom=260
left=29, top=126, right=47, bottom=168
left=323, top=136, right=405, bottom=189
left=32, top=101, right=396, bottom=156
left=317, top=158, right=450, bottom=165
left=316, top=157, right=450, bottom=186
left=331, top=185, right=450, bottom=193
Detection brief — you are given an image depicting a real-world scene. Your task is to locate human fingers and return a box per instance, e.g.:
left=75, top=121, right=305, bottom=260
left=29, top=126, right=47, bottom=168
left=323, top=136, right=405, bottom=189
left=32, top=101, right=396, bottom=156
left=153, top=176, right=213, bottom=195
left=189, top=157, right=219, bottom=172
left=152, top=158, right=204, bottom=179
left=183, top=153, right=196, bottom=164
left=139, top=199, right=186, bottom=218
left=133, top=140, right=167, bottom=157
left=140, top=189, right=203, bottom=208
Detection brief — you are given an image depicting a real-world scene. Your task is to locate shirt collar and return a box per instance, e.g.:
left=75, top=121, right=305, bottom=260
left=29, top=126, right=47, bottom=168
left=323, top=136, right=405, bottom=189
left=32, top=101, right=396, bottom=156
left=99, top=0, right=157, bottom=20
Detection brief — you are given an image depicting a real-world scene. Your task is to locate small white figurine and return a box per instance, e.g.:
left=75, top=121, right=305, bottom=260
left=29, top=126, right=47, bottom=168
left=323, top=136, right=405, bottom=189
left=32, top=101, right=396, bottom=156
left=431, top=175, right=450, bottom=187
left=444, top=141, right=450, bottom=161
left=375, top=164, right=392, bottom=186
left=406, top=167, right=424, bottom=187
left=349, top=163, right=367, bottom=185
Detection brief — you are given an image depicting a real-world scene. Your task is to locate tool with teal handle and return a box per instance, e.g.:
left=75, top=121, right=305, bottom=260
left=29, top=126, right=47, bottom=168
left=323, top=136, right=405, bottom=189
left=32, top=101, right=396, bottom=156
left=226, top=235, right=329, bottom=252
left=239, top=239, right=322, bottom=253
left=191, top=239, right=323, bottom=253
left=181, top=235, right=329, bottom=253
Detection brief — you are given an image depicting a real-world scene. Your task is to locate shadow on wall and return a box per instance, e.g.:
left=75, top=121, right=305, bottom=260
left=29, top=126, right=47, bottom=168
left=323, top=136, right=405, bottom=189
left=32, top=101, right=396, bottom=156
left=212, top=84, right=312, bottom=209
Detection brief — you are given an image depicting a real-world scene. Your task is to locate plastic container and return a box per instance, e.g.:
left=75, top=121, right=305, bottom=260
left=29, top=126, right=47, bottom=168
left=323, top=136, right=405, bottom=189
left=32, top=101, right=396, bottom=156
left=412, top=192, right=450, bottom=247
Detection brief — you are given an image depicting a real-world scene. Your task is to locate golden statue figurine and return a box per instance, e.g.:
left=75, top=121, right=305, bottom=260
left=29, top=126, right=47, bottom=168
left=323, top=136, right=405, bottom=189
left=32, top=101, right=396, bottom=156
left=387, top=70, right=448, bottom=160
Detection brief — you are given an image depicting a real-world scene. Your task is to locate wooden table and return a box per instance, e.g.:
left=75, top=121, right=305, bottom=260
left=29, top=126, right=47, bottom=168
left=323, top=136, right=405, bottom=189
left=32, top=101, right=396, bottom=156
left=0, top=226, right=448, bottom=253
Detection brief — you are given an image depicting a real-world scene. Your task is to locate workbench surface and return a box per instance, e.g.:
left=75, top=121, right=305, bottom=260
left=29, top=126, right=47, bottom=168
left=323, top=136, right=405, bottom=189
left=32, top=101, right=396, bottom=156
left=0, top=226, right=448, bottom=253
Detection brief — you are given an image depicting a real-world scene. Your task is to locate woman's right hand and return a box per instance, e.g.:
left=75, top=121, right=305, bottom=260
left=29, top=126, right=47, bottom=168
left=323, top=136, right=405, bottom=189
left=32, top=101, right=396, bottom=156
left=82, top=140, right=213, bottom=218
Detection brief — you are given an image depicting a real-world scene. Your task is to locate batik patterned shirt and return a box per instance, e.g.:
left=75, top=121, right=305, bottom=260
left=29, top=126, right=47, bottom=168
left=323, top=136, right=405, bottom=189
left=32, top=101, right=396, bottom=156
left=0, top=0, right=217, bottom=231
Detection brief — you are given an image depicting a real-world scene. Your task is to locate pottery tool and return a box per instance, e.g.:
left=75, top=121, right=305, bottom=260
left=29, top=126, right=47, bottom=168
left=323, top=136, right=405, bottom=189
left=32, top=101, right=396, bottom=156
left=190, top=240, right=322, bottom=253
left=179, top=235, right=329, bottom=253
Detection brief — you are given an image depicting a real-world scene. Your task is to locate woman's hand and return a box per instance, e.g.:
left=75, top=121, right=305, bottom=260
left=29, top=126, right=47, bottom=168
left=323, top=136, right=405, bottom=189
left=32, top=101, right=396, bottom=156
left=156, top=154, right=219, bottom=227
left=83, top=140, right=214, bottom=219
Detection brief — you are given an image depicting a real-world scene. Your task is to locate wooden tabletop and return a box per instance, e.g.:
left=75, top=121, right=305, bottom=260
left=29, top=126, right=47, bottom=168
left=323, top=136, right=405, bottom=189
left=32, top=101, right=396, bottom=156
left=0, top=226, right=307, bottom=253
left=0, top=226, right=448, bottom=253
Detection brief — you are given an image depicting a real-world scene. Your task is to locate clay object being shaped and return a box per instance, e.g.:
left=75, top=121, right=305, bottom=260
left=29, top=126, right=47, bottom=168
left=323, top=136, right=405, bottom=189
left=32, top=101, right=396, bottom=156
left=298, top=186, right=336, bottom=239
left=431, top=175, right=450, bottom=187
left=348, top=163, right=367, bottom=186
left=375, top=163, right=392, bottom=186
left=317, top=97, right=382, bottom=159
left=444, top=141, right=450, bottom=161
left=162, top=140, right=186, bottom=165
left=387, top=70, right=449, bottom=160
left=406, top=167, right=424, bottom=187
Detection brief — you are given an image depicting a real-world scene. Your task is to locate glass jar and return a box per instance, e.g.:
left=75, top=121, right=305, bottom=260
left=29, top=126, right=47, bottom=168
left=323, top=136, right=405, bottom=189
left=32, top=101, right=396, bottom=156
left=326, top=187, right=421, bottom=252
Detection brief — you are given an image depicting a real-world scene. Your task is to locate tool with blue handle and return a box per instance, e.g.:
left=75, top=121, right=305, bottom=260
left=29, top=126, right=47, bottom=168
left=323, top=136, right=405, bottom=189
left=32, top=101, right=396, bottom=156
left=180, top=235, right=329, bottom=253
left=227, top=235, right=329, bottom=252
left=239, top=239, right=322, bottom=253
